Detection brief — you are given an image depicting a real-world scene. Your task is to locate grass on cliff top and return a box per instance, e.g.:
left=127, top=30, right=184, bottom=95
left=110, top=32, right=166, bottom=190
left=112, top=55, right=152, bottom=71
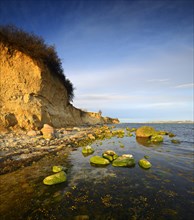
left=0, top=25, right=74, bottom=102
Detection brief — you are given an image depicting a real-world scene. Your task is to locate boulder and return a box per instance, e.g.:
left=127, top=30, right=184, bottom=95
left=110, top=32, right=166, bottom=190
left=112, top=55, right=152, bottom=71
left=43, top=171, right=67, bottom=185
left=138, top=158, right=152, bottom=169
left=136, top=126, right=156, bottom=138
left=41, top=124, right=55, bottom=139
left=102, top=150, right=118, bottom=162
left=82, top=145, right=95, bottom=155
left=112, top=155, right=135, bottom=167
left=90, top=156, right=110, bottom=166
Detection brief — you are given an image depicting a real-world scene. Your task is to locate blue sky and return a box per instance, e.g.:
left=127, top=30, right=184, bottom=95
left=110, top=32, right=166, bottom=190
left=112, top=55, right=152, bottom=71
left=0, top=0, right=193, bottom=122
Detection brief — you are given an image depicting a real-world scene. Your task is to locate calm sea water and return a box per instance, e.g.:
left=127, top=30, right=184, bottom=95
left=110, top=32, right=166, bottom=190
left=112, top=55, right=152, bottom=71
left=0, top=123, right=194, bottom=220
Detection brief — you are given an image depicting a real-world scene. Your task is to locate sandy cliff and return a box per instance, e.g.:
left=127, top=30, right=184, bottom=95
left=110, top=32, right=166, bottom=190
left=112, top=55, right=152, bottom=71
left=0, top=43, right=119, bottom=129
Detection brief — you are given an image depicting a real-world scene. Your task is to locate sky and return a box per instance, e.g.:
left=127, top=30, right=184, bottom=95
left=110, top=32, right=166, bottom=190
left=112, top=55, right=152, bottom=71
left=0, top=0, right=193, bottom=122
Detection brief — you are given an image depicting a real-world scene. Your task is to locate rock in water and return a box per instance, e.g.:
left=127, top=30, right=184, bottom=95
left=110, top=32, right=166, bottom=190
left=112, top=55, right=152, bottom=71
left=102, top=150, right=118, bottom=162
left=52, top=166, right=63, bottom=173
left=171, top=139, right=180, bottom=144
left=112, top=155, right=135, bottom=167
left=138, top=158, right=152, bottom=169
left=43, top=171, right=66, bottom=185
left=136, top=126, right=156, bottom=138
left=90, top=156, right=110, bottom=165
left=82, top=145, right=95, bottom=155
left=151, top=135, right=163, bottom=143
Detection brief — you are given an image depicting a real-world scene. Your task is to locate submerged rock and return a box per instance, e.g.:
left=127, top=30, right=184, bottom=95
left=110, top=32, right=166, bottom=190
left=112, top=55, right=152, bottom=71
left=171, top=139, right=180, bottom=144
left=90, top=156, right=110, bottom=166
left=43, top=171, right=67, bottom=185
left=136, top=126, right=156, bottom=138
left=74, top=215, right=89, bottom=220
left=52, top=165, right=63, bottom=173
left=151, top=135, right=163, bottom=143
left=112, top=155, right=135, bottom=167
left=138, top=158, right=152, bottom=169
left=169, top=132, right=176, bottom=138
left=102, top=150, right=118, bottom=162
left=82, top=145, right=95, bottom=155
left=158, top=130, right=169, bottom=135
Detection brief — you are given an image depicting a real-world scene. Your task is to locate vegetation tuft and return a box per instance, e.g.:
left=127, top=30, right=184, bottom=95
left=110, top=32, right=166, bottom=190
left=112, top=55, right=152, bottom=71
left=0, top=25, right=74, bottom=102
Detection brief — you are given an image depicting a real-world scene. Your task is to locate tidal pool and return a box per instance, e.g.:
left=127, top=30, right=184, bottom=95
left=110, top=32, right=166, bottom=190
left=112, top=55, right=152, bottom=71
left=0, top=123, right=193, bottom=219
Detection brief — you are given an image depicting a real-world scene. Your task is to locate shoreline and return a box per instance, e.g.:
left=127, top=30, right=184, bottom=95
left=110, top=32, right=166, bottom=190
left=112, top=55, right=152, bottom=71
left=0, top=125, right=106, bottom=175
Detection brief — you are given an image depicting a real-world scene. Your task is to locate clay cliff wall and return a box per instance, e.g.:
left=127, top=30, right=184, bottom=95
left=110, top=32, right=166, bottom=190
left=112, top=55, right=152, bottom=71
left=0, top=43, right=119, bottom=129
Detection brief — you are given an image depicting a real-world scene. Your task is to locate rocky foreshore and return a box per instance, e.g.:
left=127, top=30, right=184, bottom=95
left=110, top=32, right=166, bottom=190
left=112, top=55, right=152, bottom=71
left=0, top=125, right=110, bottom=175
left=0, top=124, right=178, bottom=175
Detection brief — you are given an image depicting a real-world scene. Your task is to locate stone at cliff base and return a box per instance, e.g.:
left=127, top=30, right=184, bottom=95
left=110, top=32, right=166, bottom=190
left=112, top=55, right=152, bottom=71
left=27, top=130, right=37, bottom=137
left=151, top=135, right=163, bottom=143
left=82, top=145, right=95, bottom=155
left=138, top=158, right=152, bottom=169
left=112, top=155, right=135, bottom=167
left=90, top=156, right=110, bottom=166
left=41, top=124, right=55, bottom=139
left=102, top=150, right=118, bottom=162
left=136, top=126, right=156, bottom=138
left=43, top=171, right=67, bottom=185
left=52, top=166, right=63, bottom=173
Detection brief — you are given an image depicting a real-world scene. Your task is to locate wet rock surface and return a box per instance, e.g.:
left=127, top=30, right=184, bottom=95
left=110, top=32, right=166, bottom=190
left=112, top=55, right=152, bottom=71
left=0, top=125, right=106, bottom=174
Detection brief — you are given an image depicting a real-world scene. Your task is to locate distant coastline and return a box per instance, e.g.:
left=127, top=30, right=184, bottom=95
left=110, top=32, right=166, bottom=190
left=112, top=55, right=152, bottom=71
left=120, top=120, right=194, bottom=124
left=145, top=120, right=194, bottom=124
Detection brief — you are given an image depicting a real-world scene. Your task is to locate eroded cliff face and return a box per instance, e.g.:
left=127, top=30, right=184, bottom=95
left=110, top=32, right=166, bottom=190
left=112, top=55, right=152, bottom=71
left=0, top=43, right=119, bottom=129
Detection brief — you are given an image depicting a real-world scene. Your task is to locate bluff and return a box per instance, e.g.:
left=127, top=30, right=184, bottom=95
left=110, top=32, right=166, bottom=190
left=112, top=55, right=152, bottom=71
left=0, top=43, right=119, bottom=130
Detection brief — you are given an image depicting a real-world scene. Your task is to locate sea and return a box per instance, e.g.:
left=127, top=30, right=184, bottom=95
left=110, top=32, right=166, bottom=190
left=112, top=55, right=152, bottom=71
left=0, top=123, right=193, bottom=220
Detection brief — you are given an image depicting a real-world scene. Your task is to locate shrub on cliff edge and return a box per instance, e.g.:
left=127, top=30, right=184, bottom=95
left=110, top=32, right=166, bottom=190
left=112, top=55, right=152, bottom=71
left=0, top=25, right=74, bottom=102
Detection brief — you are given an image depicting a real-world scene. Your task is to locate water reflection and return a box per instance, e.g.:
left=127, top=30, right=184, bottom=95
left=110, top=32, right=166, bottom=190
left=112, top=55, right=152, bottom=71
left=0, top=124, right=194, bottom=219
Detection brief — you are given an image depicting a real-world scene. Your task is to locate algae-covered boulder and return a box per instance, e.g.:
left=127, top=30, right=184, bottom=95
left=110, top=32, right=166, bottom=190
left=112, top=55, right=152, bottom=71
left=43, top=171, right=67, bottom=185
left=112, top=155, right=135, bottom=167
left=82, top=145, right=95, bottom=155
left=138, top=158, right=152, bottom=169
left=136, top=137, right=151, bottom=147
left=102, top=150, right=118, bottom=162
left=136, top=126, right=156, bottom=138
left=52, top=165, right=63, bottom=173
left=90, top=156, right=110, bottom=166
left=151, top=135, right=163, bottom=143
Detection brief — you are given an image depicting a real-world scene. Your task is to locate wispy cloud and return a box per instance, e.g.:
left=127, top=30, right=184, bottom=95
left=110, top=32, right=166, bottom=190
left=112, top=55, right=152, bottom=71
left=147, top=78, right=170, bottom=83
left=174, top=83, right=194, bottom=88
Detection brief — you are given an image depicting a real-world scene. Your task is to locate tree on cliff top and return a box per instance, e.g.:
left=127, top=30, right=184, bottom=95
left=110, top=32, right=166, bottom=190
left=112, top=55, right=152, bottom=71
left=0, top=25, right=74, bottom=102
